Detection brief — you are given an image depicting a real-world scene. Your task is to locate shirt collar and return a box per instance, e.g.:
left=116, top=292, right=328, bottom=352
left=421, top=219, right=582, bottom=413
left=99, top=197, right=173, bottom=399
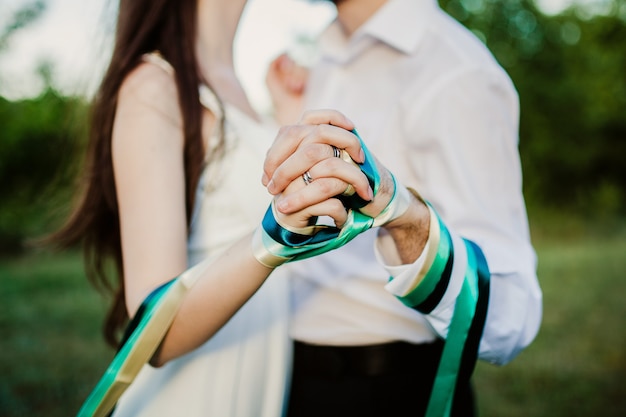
left=318, top=0, right=440, bottom=63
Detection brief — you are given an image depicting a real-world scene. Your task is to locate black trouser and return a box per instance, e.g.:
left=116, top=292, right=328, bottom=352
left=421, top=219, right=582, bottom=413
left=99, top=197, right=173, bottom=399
left=287, top=340, right=476, bottom=417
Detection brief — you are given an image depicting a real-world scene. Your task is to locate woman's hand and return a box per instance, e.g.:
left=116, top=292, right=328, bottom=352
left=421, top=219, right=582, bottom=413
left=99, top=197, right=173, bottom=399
left=271, top=177, right=351, bottom=229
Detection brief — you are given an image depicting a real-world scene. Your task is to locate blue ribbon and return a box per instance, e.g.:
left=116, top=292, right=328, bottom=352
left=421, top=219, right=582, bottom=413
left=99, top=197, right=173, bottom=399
left=254, top=129, right=387, bottom=265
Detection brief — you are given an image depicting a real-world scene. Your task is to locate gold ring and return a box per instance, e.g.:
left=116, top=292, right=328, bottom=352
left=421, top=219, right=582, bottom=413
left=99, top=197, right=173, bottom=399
left=342, top=183, right=356, bottom=197
left=339, top=149, right=360, bottom=168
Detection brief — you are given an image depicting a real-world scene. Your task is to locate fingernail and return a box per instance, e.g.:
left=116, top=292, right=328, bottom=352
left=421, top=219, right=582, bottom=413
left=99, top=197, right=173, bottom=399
left=359, top=149, right=365, bottom=163
left=267, top=179, right=275, bottom=193
left=368, top=187, right=374, bottom=201
left=262, top=172, right=269, bottom=185
left=277, top=198, right=289, bottom=212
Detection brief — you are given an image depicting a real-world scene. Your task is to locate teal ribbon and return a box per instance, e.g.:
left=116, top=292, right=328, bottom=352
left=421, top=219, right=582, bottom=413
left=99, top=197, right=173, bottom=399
left=425, top=239, right=489, bottom=417
left=256, top=129, right=387, bottom=264
left=259, top=202, right=375, bottom=263
left=78, top=128, right=413, bottom=416
left=396, top=210, right=490, bottom=417
left=76, top=277, right=189, bottom=417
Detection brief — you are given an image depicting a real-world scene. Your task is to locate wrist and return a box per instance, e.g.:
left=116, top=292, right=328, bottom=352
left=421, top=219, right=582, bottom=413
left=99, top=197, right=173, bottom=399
left=384, top=187, right=429, bottom=230
left=382, top=188, right=431, bottom=263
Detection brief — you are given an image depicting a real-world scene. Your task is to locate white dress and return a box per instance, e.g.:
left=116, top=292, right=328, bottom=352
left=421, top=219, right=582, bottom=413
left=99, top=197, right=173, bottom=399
left=112, top=54, right=291, bottom=417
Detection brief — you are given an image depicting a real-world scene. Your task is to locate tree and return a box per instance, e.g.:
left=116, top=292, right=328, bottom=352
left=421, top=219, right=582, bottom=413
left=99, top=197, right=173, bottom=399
left=0, top=1, right=89, bottom=253
left=439, top=0, right=626, bottom=215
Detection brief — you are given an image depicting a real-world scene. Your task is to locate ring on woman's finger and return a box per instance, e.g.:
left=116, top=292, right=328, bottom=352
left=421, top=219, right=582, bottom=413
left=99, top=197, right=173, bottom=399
left=341, top=183, right=356, bottom=197
left=302, top=170, right=314, bottom=185
left=331, top=145, right=341, bottom=158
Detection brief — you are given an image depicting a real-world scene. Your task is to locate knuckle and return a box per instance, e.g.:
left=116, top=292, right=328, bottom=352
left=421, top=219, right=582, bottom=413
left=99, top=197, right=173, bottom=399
left=302, top=143, right=320, bottom=163
left=326, top=158, right=343, bottom=176
left=311, top=124, right=327, bottom=141
left=279, top=124, right=301, bottom=138
left=316, top=179, right=335, bottom=195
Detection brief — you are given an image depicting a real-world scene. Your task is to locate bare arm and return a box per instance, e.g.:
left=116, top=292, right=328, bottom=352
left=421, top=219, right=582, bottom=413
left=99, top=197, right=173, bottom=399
left=113, top=64, right=276, bottom=365
left=113, top=67, right=349, bottom=365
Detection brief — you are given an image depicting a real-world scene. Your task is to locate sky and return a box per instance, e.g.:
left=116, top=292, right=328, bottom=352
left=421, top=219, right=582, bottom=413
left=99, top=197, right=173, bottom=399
left=0, top=0, right=336, bottom=111
left=0, top=0, right=583, bottom=112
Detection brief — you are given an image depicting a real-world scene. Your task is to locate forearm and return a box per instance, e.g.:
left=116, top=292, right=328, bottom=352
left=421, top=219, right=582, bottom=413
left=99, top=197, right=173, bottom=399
left=150, top=233, right=273, bottom=366
left=379, top=204, right=541, bottom=365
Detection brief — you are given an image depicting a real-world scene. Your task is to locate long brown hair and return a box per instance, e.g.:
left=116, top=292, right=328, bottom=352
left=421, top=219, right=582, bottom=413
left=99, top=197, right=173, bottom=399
left=52, top=0, right=221, bottom=347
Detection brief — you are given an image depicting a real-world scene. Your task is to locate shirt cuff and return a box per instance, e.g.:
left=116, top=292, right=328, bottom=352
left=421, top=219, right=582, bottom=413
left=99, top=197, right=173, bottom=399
left=375, top=204, right=438, bottom=297
left=375, top=233, right=429, bottom=295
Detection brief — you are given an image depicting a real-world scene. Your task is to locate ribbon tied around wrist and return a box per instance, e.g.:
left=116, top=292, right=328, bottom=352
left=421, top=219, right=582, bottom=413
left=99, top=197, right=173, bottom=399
left=253, top=128, right=412, bottom=268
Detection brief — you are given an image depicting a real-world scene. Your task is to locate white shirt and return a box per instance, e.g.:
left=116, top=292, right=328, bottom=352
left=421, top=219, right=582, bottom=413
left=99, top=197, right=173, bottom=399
left=285, top=0, right=542, bottom=365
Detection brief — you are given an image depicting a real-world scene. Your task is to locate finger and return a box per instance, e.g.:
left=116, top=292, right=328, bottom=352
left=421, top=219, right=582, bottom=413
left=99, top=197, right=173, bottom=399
left=298, top=122, right=365, bottom=166
left=273, top=54, right=307, bottom=94
left=262, top=124, right=315, bottom=186
left=265, top=54, right=287, bottom=86
left=266, top=125, right=365, bottom=193
left=305, top=199, right=349, bottom=229
left=277, top=198, right=348, bottom=230
left=288, top=64, right=308, bottom=93
left=268, top=141, right=337, bottom=193
left=298, top=109, right=355, bottom=132
left=300, top=124, right=364, bottom=162
left=275, top=176, right=352, bottom=214
left=300, top=156, right=373, bottom=203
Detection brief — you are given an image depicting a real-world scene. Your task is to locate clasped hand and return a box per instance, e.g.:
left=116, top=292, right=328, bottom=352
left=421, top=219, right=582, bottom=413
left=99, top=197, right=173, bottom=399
left=262, top=109, right=397, bottom=230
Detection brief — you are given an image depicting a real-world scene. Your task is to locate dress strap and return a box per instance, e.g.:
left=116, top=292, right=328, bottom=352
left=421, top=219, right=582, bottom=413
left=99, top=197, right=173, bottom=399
left=141, top=51, right=224, bottom=120
left=141, top=51, right=174, bottom=75
left=199, top=84, right=224, bottom=120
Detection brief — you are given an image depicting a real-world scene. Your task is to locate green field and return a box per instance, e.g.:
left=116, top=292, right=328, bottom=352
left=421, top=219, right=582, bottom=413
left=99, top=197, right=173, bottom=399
left=1, top=226, right=625, bottom=416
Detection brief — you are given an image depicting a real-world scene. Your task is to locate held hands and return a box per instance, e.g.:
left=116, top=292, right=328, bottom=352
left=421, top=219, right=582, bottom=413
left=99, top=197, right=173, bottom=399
left=252, top=110, right=420, bottom=268
left=263, top=110, right=398, bottom=221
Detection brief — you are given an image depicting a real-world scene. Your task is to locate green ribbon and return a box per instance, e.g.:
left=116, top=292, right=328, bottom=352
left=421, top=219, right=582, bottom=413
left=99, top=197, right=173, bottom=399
left=254, top=128, right=399, bottom=266
left=75, top=266, right=200, bottom=417
left=77, top=128, right=416, bottom=416
left=396, top=209, right=490, bottom=417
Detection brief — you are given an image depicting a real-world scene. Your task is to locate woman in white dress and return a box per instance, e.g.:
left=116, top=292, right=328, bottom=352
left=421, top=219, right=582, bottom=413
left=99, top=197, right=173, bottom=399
left=51, top=0, right=372, bottom=415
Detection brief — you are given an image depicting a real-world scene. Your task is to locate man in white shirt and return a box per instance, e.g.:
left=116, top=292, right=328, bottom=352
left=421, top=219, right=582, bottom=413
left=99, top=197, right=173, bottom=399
left=265, top=0, right=542, bottom=415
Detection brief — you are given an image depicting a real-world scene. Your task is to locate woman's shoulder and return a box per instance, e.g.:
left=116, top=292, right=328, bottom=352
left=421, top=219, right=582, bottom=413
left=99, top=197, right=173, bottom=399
left=117, top=55, right=180, bottom=119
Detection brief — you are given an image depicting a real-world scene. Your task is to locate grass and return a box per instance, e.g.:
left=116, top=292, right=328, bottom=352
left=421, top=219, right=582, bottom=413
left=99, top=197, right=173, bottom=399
left=0, top=250, right=112, bottom=416
left=1, top=219, right=625, bottom=416
left=474, top=232, right=626, bottom=416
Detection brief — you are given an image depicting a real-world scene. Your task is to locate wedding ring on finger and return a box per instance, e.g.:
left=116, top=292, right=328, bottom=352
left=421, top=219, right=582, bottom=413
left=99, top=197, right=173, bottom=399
left=336, top=147, right=360, bottom=168
left=341, top=183, right=356, bottom=197
left=302, top=170, right=314, bottom=186
left=331, top=146, right=359, bottom=197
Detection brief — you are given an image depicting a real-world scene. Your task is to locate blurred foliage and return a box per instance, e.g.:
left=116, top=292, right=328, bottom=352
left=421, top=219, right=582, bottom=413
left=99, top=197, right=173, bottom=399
left=439, top=0, right=626, bottom=216
left=0, top=90, right=88, bottom=254
left=0, top=0, right=88, bottom=254
left=1, top=0, right=625, bottom=254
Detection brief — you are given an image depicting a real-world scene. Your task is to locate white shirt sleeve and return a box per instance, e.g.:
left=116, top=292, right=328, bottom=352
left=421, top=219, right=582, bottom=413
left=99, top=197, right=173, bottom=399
left=375, top=67, right=542, bottom=366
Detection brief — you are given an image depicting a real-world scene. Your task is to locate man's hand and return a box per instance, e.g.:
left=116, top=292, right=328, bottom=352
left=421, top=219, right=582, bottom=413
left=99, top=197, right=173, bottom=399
left=262, top=109, right=431, bottom=263
left=265, top=54, right=309, bottom=125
